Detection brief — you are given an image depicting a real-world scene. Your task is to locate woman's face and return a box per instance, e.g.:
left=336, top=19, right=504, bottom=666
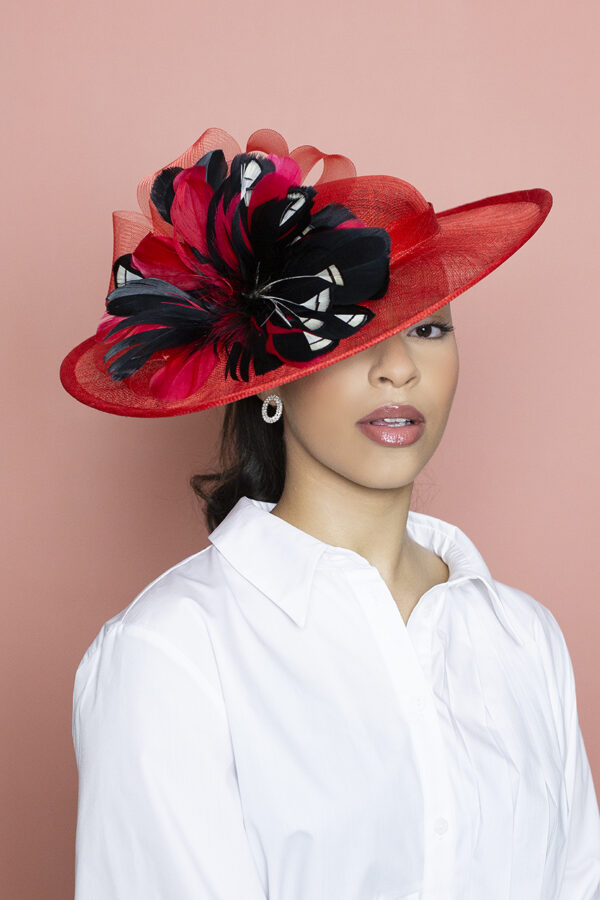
left=258, top=303, right=459, bottom=491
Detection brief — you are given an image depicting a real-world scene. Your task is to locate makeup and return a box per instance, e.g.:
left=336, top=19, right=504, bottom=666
left=356, top=404, right=425, bottom=447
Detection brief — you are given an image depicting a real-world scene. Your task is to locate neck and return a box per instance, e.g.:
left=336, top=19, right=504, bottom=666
left=269, top=454, right=418, bottom=593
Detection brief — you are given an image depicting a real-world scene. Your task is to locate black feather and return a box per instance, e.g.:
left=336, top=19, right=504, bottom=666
left=193, top=149, right=228, bottom=192
left=150, top=167, right=183, bottom=224
left=101, top=148, right=392, bottom=389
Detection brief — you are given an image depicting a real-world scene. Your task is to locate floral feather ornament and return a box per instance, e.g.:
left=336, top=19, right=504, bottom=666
left=96, top=148, right=391, bottom=401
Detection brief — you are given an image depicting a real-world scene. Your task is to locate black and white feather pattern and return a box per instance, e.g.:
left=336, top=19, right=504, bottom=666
left=96, top=148, right=391, bottom=399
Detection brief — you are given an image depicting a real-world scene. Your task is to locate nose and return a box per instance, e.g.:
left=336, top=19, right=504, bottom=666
left=367, top=332, right=418, bottom=389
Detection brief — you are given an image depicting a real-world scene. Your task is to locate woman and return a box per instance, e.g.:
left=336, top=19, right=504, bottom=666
left=60, top=127, right=600, bottom=899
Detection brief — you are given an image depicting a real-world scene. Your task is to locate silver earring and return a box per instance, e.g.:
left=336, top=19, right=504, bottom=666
left=261, top=393, right=283, bottom=423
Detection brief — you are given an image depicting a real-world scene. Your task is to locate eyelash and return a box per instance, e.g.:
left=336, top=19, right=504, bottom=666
left=407, top=320, right=455, bottom=340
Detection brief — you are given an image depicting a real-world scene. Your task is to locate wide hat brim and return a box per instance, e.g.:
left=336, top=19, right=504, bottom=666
left=59, top=178, right=552, bottom=417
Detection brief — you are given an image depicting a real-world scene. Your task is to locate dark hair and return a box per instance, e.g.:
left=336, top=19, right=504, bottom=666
left=190, top=396, right=286, bottom=531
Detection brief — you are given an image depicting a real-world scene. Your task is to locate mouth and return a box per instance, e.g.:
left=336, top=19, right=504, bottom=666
left=358, top=416, right=425, bottom=447
left=357, top=405, right=426, bottom=426
left=367, top=417, right=417, bottom=426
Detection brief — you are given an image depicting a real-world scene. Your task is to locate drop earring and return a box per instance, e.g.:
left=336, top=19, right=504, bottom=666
left=261, top=394, right=283, bottom=423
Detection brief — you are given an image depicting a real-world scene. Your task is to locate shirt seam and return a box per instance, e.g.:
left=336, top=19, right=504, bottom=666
left=118, top=545, right=213, bottom=625
left=73, top=618, right=227, bottom=721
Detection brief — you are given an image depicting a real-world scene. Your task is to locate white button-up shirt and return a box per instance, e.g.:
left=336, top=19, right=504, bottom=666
left=72, top=495, right=600, bottom=899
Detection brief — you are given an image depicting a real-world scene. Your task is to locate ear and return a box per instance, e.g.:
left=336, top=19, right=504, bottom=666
left=256, top=389, right=282, bottom=403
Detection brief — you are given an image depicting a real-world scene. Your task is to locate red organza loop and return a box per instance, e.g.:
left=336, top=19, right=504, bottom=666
left=136, top=127, right=243, bottom=220
left=289, top=144, right=356, bottom=185
left=246, top=128, right=290, bottom=157
left=109, top=210, right=153, bottom=293
left=134, top=128, right=355, bottom=230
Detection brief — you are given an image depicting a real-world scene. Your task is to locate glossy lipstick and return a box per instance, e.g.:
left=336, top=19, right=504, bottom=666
left=356, top=404, right=426, bottom=447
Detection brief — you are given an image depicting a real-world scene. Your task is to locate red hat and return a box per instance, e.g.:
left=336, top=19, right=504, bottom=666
left=59, top=126, right=552, bottom=418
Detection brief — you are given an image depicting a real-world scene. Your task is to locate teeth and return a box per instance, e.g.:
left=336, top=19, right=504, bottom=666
left=367, top=417, right=415, bottom=426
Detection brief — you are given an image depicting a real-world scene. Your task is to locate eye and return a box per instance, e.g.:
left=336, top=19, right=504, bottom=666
left=407, top=320, right=454, bottom=340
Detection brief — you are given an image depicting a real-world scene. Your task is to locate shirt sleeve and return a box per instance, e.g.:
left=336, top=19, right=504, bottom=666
left=537, top=605, right=600, bottom=899
left=72, top=619, right=267, bottom=900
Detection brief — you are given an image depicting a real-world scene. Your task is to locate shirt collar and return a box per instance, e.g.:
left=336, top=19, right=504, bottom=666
left=208, top=495, right=523, bottom=645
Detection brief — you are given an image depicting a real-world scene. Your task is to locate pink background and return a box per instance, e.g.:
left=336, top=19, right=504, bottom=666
left=3, top=1, right=599, bottom=896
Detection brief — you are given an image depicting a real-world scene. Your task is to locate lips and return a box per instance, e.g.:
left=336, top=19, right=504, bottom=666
left=357, top=404, right=425, bottom=424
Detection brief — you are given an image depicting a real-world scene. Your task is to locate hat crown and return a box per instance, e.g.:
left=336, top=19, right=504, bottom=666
left=313, top=174, right=429, bottom=224
left=312, top=175, right=439, bottom=262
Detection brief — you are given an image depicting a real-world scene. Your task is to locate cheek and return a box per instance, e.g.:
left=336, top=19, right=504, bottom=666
left=280, top=339, right=459, bottom=466
left=281, top=368, right=360, bottom=451
left=432, top=344, right=460, bottom=411
left=404, top=335, right=459, bottom=409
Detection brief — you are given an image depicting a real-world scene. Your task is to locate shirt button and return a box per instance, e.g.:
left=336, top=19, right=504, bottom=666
left=433, top=817, right=449, bottom=835
left=415, top=695, right=426, bottom=713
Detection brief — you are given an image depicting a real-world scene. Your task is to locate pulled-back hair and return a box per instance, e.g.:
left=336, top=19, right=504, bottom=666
left=189, top=397, right=285, bottom=532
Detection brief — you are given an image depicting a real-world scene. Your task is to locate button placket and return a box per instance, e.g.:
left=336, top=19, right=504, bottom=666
left=414, top=694, right=426, bottom=715
left=433, top=816, right=449, bottom=836
left=346, top=568, right=457, bottom=893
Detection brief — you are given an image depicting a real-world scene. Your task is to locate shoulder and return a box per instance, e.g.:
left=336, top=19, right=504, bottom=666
left=73, top=543, right=227, bottom=707
left=490, top=578, right=577, bottom=745
left=494, top=577, right=571, bottom=665
left=492, top=577, right=554, bottom=634
left=411, top=508, right=570, bottom=652
left=411, top=509, right=574, bottom=684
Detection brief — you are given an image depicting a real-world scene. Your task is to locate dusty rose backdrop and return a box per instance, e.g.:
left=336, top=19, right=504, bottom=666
left=2, top=1, right=599, bottom=896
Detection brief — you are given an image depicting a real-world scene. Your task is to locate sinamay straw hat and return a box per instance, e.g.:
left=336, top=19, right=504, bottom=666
left=59, top=127, right=552, bottom=417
